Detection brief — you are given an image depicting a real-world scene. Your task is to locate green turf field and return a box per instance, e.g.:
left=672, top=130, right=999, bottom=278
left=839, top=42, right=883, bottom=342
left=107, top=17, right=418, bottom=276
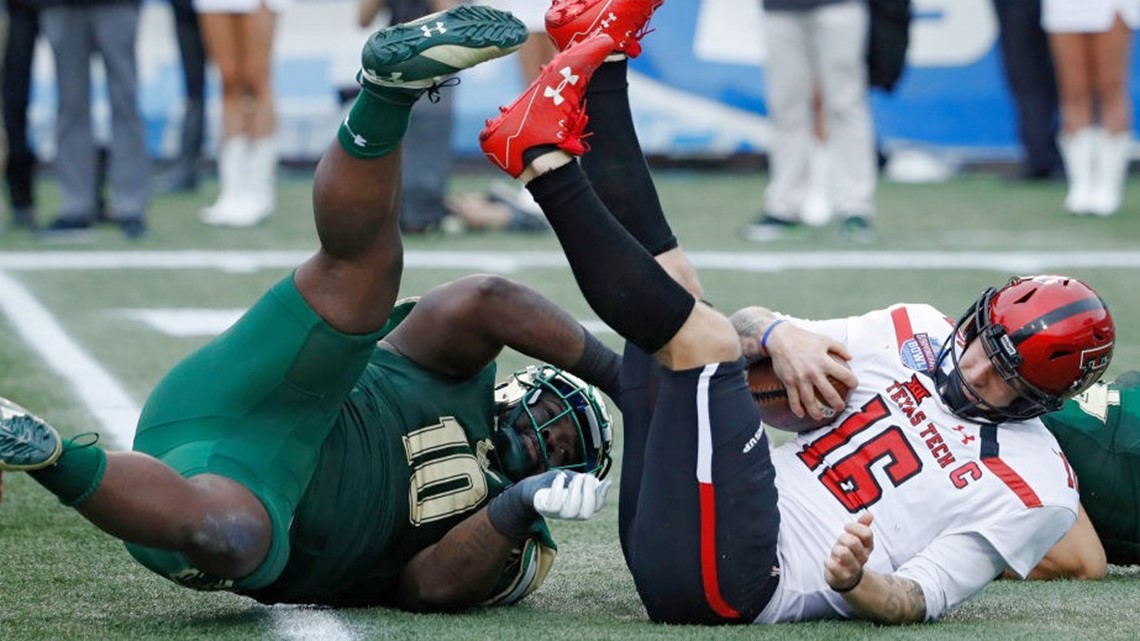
left=1, top=168, right=1139, bottom=640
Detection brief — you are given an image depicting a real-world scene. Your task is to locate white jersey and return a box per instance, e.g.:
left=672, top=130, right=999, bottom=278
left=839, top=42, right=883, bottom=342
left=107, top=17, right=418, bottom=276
left=755, top=304, right=1079, bottom=623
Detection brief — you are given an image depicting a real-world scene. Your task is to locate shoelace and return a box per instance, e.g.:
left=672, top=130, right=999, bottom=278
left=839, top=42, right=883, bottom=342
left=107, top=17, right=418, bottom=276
left=426, top=76, right=461, bottom=103
left=561, top=106, right=594, bottom=154
left=64, top=432, right=101, bottom=450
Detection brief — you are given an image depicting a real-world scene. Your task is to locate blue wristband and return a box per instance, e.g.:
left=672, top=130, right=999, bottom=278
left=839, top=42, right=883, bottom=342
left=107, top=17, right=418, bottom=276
left=760, top=319, right=786, bottom=356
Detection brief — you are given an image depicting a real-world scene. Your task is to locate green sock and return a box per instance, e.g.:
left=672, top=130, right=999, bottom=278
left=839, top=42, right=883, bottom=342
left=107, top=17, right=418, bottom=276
left=29, top=434, right=107, bottom=507
left=337, top=83, right=421, bottom=159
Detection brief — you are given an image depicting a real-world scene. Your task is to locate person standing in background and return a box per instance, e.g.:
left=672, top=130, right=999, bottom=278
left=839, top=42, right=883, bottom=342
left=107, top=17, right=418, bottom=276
left=1, top=0, right=9, bottom=225
left=2, top=0, right=40, bottom=231
left=992, top=0, right=1064, bottom=182
left=38, top=0, right=150, bottom=240
left=196, top=0, right=288, bottom=227
left=154, top=0, right=208, bottom=195
left=743, top=0, right=877, bottom=244
left=1045, top=0, right=1136, bottom=217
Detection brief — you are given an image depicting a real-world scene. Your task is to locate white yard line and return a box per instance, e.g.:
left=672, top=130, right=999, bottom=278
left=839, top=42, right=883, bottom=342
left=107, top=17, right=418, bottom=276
left=0, top=270, right=140, bottom=448
left=269, top=606, right=357, bottom=641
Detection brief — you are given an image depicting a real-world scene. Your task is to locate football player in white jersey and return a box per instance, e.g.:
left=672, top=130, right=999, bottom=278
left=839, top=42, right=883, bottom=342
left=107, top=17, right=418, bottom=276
left=728, top=276, right=1113, bottom=622
left=478, top=0, right=1116, bottom=625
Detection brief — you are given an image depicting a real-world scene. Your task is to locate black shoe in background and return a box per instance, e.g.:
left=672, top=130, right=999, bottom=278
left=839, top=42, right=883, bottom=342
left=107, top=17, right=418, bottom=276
left=119, top=216, right=148, bottom=241
left=38, top=216, right=96, bottom=243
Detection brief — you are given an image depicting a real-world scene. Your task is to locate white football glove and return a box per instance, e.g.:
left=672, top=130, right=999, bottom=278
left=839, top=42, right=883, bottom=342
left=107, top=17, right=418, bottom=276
left=531, top=471, right=611, bottom=520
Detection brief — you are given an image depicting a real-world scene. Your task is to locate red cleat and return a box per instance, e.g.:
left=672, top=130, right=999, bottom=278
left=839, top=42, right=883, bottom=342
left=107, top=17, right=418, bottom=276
left=545, top=0, right=665, bottom=58
left=480, top=34, right=614, bottom=178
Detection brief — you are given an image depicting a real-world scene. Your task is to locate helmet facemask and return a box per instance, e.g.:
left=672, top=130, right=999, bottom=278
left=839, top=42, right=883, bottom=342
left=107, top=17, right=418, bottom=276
left=492, top=365, right=613, bottom=482
left=935, top=276, right=1114, bottom=424
left=935, top=287, right=1063, bottom=423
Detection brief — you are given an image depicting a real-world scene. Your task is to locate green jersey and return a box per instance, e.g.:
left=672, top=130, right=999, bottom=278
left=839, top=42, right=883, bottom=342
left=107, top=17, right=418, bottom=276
left=1041, top=371, right=1140, bottom=564
left=244, top=345, right=515, bottom=606
left=129, top=278, right=552, bottom=605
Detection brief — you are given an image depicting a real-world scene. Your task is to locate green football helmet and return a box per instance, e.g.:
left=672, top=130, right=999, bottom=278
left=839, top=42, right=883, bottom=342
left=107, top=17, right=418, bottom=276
left=492, top=364, right=613, bottom=482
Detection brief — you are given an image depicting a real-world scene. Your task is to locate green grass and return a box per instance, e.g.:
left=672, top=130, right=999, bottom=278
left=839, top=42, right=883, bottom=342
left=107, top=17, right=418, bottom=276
left=1, top=168, right=1140, bottom=639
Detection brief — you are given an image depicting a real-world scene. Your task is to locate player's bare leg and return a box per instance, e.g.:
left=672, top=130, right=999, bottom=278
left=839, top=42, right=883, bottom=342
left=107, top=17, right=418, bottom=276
left=0, top=7, right=528, bottom=581
left=299, top=6, right=528, bottom=333
left=0, top=396, right=267, bottom=577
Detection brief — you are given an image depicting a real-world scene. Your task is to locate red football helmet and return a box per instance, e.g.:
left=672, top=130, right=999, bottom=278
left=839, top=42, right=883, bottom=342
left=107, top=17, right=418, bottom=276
left=936, top=275, right=1115, bottom=422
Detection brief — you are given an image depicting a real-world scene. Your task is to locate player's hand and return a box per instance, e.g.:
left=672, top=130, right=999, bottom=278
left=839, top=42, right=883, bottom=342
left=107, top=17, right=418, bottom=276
left=825, top=512, right=874, bottom=593
left=488, top=470, right=610, bottom=540
left=767, top=323, right=858, bottom=420
left=532, top=471, right=610, bottom=520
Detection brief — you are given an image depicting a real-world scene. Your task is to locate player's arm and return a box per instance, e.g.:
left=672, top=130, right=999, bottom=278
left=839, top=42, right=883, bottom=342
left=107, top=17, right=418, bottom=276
left=824, top=513, right=928, bottom=624
left=729, top=306, right=856, bottom=419
left=1017, top=504, right=1106, bottom=580
left=397, top=510, right=517, bottom=610
left=397, top=471, right=609, bottom=611
left=384, top=275, right=620, bottom=397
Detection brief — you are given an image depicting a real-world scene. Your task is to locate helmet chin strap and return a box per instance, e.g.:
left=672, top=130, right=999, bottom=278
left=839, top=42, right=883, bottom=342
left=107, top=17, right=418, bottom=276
left=933, top=324, right=1057, bottom=424
left=933, top=363, right=1002, bottom=424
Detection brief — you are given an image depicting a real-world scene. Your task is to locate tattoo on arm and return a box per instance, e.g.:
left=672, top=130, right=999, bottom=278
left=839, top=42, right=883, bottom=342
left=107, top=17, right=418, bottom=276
left=868, top=575, right=927, bottom=624
left=730, top=308, right=769, bottom=361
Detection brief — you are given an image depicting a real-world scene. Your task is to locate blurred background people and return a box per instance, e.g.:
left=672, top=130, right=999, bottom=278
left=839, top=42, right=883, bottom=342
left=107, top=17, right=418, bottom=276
left=196, top=0, right=288, bottom=227
left=992, top=0, right=1064, bottom=182
left=744, top=0, right=877, bottom=244
left=1045, top=0, right=1137, bottom=216
left=1, top=0, right=6, bottom=231
left=153, top=0, right=207, bottom=195
left=39, top=0, right=149, bottom=240
left=2, top=0, right=39, bottom=231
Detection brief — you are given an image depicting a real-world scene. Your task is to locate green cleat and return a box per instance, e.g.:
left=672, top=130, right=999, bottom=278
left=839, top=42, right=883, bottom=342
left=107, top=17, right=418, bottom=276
left=0, top=396, right=62, bottom=472
left=359, top=4, right=528, bottom=97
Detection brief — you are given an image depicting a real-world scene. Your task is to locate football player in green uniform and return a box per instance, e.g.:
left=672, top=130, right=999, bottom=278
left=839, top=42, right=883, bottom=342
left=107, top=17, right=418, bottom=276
left=1023, top=371, right=1140, bottom=580
left=0, top=6, right=618, bottom=611
left=1044, top=371, right=1140, bottom=566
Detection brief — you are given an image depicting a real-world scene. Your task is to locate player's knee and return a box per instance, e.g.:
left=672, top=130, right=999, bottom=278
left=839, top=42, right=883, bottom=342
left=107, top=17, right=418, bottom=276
left=182, top=510, right=272, bottom=578
left=181, top=475, right=273, bottom=578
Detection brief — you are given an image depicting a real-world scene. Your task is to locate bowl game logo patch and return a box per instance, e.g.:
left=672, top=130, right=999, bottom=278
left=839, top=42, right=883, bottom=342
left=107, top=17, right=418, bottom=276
left=901, top=332, right=942, bottom=372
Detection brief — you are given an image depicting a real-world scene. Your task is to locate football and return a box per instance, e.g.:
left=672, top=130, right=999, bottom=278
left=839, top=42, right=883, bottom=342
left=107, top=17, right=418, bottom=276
left=746, top=358, right=853, bottom=433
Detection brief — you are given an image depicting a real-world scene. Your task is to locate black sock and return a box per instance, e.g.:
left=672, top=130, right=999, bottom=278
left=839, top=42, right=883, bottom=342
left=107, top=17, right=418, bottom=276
left=528, top=162, right=694, bottom=354
left=580, top=60, right=677, bottom=256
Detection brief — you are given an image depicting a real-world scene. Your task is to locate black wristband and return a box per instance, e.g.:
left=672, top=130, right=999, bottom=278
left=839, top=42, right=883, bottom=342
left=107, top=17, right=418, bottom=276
left=832, top=568, right=864, bottom=594
left=485, top=486, right=537, bottom=541
left=571, top=328, right=621, bottom=400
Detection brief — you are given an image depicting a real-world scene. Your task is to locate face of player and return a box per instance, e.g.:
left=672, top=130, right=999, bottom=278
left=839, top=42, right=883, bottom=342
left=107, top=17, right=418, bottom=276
left=956, top=339, right=1020, bottom=409
left=498, top=391, right=585, bottom=477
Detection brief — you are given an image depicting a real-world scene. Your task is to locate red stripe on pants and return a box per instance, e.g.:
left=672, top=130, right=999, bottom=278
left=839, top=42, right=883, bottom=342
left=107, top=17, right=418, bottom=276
left=698, top=482, right=741, bottom=619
